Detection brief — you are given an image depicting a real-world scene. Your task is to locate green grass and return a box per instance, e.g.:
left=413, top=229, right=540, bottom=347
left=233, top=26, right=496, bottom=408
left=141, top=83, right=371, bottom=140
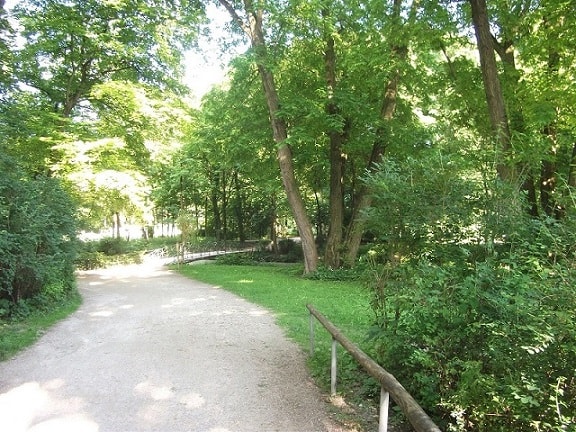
left=0, top=292, right=82, bottom=361
left=176, top=262, right=383, bottom=429
left=176, top=262, right=373, bottom=346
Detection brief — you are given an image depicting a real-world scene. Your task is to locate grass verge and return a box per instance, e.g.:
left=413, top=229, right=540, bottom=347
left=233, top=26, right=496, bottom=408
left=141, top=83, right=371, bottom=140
left=0, top=292, right=82, bottom=361
left=176, top=262, right=383, bottom=430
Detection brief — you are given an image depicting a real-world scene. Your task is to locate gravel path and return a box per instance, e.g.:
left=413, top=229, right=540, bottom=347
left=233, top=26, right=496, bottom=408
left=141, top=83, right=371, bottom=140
left=0, top=263, right=351, bottom=432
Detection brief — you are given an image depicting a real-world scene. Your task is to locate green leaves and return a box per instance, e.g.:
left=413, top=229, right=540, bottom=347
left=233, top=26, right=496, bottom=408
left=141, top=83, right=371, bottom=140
left=363, top=205, right=576, bottom=430
left=0, top=151, right=78, bottom=305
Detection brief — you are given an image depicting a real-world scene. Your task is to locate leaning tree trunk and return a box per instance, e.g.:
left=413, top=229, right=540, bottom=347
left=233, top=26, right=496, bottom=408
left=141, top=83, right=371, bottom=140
left=341, top=134, right=387, bottom=267
left=540, top=125, right=558, bottom=217
left=219, top=0, right=318, bottom=273
left=342, top=0, right=415, bottom=267
left=567, top=142, right=576, bottom=188
left=470, top=0, right=514, bottom=182
left=493, top=36, right=539, bottom=216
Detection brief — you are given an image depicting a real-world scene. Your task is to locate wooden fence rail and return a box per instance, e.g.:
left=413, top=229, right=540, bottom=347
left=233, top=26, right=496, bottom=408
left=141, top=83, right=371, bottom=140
left=306, top=304, right=441, bottom=432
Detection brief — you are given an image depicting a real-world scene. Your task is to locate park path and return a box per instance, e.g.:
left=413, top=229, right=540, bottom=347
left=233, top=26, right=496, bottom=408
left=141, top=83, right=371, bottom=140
left=0, top=262, right=350, bottom=432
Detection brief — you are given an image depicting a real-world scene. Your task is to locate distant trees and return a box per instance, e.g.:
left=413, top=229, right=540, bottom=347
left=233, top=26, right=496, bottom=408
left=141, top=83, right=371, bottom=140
left=0, top=0, right=202, bottom=312
left=152, top=63, right=283, bottom=244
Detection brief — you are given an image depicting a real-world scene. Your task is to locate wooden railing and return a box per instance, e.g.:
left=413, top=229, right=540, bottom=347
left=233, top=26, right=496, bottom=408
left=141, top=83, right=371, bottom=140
left=307, top=304, right=441, bottom=432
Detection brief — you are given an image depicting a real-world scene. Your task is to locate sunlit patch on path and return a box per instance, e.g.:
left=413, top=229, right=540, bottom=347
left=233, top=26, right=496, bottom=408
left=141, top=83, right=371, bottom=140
left=0, top=262, right=350, bottom=432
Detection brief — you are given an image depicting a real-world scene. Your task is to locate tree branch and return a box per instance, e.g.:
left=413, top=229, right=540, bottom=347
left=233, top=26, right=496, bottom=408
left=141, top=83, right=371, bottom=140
left=217, top=0, right=251, bottom=37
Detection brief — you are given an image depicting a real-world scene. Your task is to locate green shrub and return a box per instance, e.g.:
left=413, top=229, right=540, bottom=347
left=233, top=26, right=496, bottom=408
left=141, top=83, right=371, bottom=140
left=306, top=264, right=366, bottom=281
left=97, top=237, right=129, bottom=255
left=0, top=299, right=11, bottom=319
left=366, top=219, right=576, bottom=431
left=216, top=252, right=259, bottom=265
left=75, top=251, right=107, bottom=270
left=0, top=151, right=78, bottom=309
left=359, top=150, right=576, bottom=430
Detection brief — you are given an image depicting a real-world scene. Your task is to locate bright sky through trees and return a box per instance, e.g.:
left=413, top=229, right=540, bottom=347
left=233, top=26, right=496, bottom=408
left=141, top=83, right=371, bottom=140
left=184, top=3, right=243, bottom=101
left=4, top=0, right=240, bottom=101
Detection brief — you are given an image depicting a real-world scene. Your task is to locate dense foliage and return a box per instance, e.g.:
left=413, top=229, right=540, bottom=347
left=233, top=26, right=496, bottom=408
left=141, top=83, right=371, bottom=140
left=0, top=151, right=78, bottom=317
left=0, top=0, right=202, bottom=315
left=1, top=0, right=575, bottom=429
left=362, top=151, right=576, bottom=430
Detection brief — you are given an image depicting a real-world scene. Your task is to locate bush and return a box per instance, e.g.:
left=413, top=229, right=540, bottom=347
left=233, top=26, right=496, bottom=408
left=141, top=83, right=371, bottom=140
left=97, top=237, right=129, bottom=255
left=75, top=251, right=107, bottom=270
left=0, top=151, right=78, bottom=309
left=365, top=219, right=576, bottom=431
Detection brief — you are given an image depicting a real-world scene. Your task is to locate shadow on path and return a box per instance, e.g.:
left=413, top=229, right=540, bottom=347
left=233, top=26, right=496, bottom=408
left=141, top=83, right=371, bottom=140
left=0, top=263, right=349, bottom=432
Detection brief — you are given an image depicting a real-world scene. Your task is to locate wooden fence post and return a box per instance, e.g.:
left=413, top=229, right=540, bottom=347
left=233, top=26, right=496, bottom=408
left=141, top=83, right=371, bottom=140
left=309, top=310, right=315, bottom=355
left=306, top=304, right=441, bottom=432
left=331, top=337, right=337, bottom=395
left=379, top=386, right=390, bottom=432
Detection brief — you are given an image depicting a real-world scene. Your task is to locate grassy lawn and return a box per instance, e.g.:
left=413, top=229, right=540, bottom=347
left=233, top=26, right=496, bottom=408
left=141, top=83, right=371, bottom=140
left=0, top=292, right=82, bottom=361
left=176, top=262, right=373, bottom=348
left=176, top=262, right=383, bottom=429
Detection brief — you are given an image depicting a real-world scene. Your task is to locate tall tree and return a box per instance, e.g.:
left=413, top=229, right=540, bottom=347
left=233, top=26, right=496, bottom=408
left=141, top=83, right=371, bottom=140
left=322, top=21, right=346, bottom=269
left=342, top=0, right=417, bottom=267
left=469, top=0, right=514, bottom=182
left=6, top=0, right=203, bottom=177
left=218, top=0, right=319, bottom=273
left=14, top=0, right=202, bottom=116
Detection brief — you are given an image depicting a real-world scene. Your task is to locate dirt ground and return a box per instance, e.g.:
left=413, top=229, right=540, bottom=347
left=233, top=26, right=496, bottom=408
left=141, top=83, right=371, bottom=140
left=0, top=262, right=357, bottom=432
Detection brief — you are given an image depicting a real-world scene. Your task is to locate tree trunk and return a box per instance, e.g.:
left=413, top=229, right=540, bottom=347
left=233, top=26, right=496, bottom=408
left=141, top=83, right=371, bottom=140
left=565, top=143, right=576, bottom=195
left=540, top=46, right=561, bottom=218
left=342, top=64, right=401, bottom=267
left=540, top=150, right=557, bottom=217
left=219, top=0, right=318, bottom=273
left=341, top=0, right=414, bottom=267
left=269, top=196, right=279, bottom=253
left=492, top=37, right=539, bottom=216
left=276, top=135, right=318, bottom=273
left=232, top=171, right=246, bottom=243
left=221, top=170, right=229, bottom=244
left=323, top=25, right=346, bottom=269
left=210, top=171, right=222, bottom=240
left=115, top=211, right=121, bottom=239
left=469, top=0, right=514, bottom=182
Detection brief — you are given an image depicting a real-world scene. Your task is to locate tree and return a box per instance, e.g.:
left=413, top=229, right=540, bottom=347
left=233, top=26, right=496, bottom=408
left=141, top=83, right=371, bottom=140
left=13, top=0, right=202, bottom=116
left=0, top=0, right=14, bottom=93
left=217, top=0, right=319, bottom=273
left=464, top=0, right=576, bottom=218
left=156, top=63, right=288, bottom=244
left=6, top=0, right=204, bottom=178
left=341, top=0, right=419, bottom=266
left=0, top=150, right=77, bottom=305
left=469, top=0, right=514, bottom=182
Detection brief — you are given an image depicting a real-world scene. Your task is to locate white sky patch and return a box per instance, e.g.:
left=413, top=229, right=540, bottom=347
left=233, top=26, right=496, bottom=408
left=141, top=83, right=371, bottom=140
left=184, top=49, right=228, bottom=102
left=184, top=3, right=247, bottom=103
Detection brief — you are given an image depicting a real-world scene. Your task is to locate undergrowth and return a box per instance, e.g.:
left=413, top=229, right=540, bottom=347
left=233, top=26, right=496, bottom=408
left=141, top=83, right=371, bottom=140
left=0, top=289, right=81, bottom=361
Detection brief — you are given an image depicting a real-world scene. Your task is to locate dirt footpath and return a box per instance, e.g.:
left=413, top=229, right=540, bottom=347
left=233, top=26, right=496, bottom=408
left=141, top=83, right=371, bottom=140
left=0, top=263, right=351, bottom=432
